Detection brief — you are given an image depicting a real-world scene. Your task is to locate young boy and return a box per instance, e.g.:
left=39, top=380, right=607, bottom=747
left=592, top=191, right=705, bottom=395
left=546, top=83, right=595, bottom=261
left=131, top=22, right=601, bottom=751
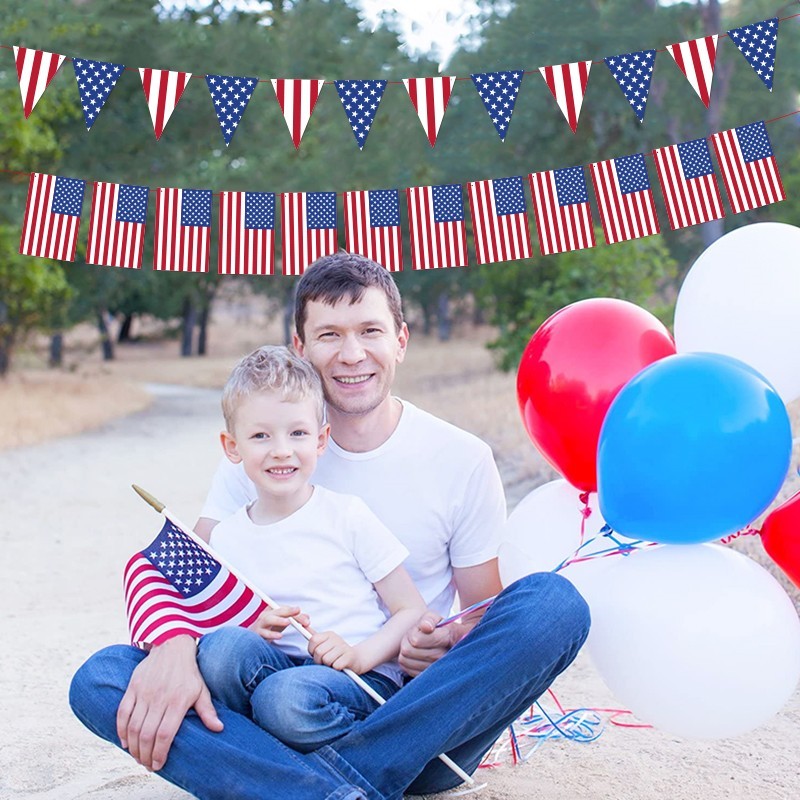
left=198, top=344, right=426, bottom=752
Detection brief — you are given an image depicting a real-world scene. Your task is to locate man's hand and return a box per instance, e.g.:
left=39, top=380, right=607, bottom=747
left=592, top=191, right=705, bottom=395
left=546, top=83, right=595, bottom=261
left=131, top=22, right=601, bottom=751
left=116, top=635, right=223, bottom=772
left=308, top=631, right=363, bottom=673
left=249, top=606, right=310, bottom=641
left=399, top=611, right=462, bottom=677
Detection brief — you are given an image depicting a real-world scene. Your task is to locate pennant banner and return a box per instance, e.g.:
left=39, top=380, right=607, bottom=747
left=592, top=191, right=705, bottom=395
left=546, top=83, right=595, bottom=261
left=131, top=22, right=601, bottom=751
left=467, top=176, right=532, bottom=265
left=604, top=50, right=656, bottom=123
left=539, top=61, right=592, bottom=133
left=406, top=183, right=468, bottom=269
left=272, top=79, right=325, bottom=149
left=727, top=18, right=779, bottom=91
left=14, top=46, right=65, bottom=119
left=86, top=181, right=149, bottom=269
left=72, top=57, right=125, bottom=130
left=335, top=79, right=388, bottom=150
left=666, top=35, right=719, bottom=108
left=140, top=68, right=192, bottom=140
left=343, top=189, right=403, bottom=272
left=154, top=187, right=212, bottom=272
left=218, top=191, right=275, bottom=276
left=403, top=76, right=457, bottom=147
left=19, top=172, right=84, bottom=262
left=206, top=74, right=258, bottom=146
left=470, top=70, right=524, bottom=141
left=280, top=191, right=338, bottom=276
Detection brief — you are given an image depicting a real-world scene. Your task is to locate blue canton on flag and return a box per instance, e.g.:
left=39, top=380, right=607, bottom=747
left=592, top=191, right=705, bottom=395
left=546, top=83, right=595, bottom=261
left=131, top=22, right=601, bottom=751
left=52, top=177, right=85, bottom=216
left=245, top=192, right=275, bottom=230
left=470, top=70, right=524, bottom=141
left=117, top=184, right=149, bottom=223
left=205, top=74, right=258, bottom=146
left=676, top=138, right=715, bottom=179
left=72, top=57, right=125, bottom=130
left=145, top=521, right=221, bottom=596
left=737, top=120, right=774, bottom=162
left=368, top=190, right=400, bottom=227
left=492, top=176, right=526, bottom=215
left=307, top=192, right=337, bottom=230
left=335, top=79, right=387, bottom=149
left=616, top=154, right=651, bottom=194
left=604, top=50, right=656, bottom=122
left=554, top=166, right=589, bottom=206
left=181, top=190, right=212, bottom=227
left=432, top=184, right=464, bottom=223
left=727, top=18, right=779, bottom=91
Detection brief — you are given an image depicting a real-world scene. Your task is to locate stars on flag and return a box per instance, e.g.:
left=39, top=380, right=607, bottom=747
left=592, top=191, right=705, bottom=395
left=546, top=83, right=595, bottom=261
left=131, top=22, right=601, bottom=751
left=470, top=70, right=524, bottom=141
left=726, top=18, right=779, bottom=91
left=335, top=79, right=387, bottom=150
left=72, top=57, right=125, bottom=130
left=205, top=74, right=258, bottom=146
left=604, top=50, right=655, bottom=123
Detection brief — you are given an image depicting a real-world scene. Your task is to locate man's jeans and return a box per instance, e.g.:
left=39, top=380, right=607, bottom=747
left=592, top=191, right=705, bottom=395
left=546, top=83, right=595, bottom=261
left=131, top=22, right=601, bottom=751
left=70, top=573, right=590, bottom=800
left=196, top=627, right=401, bottom=752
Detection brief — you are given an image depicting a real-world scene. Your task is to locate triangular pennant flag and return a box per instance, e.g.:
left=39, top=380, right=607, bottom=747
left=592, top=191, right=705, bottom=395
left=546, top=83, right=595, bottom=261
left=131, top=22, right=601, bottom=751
left=403, top=76, right=457, bottom=147
left=334, top=79, right=387, bottom=150
left=603, top=50, right=656, bottom=123
left=539, top=61, right=592, bottom=133
left=205, top=74, right=258, bottom=146
left=271, top=79, right=325, bottom=149
left=666, top=35, right=718, bottom=108
left=13, top=46, right=66, bottom=118
left=139, top=68, right=192, bottom=140
left=726, top=18, right=779, bottom=91
left=72, top=57, right=125, bottom=130
left=470, top=70, right=524, bottom=141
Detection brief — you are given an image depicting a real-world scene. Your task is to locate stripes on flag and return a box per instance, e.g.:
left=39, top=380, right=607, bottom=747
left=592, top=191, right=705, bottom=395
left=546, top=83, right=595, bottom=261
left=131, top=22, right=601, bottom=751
left=280, top=192, right=338, bottom=276
left=402, top=77, right=457, bottom=147
left=13, top=46, right=65, bottom=119
left=710, top=121, right=785, bottom=214
left=406, top=184, right=468, bottom=270
left=139, top=68, right=192, bottom=140
left=271, top=79, right=325, bottom=149
left=343, top=189, right=403, bottom=272
left=467, top=176, right=532, bottom=265
left=589, top=154, right=660, bottom=244
left=652, top=138, right=724, bottom=230
left=86, top=181, right=149, bottom=269
left=19, top=172, right=85, bottom=262
left=153, top=187, right=212, bottom=272
left=528, top=167, right=596, bottom=256
left=539, top=61, right=592, bottom=133
left=218, top=191, right=275, bottom=276
left=666, top=36, right=718, bottom=108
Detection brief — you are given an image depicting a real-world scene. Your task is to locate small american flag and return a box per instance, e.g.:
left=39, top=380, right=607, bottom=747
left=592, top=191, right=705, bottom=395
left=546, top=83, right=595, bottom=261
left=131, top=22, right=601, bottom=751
left=13, top=46, right=65, bottom=119
left=406, top=184, right=468, bottom=270
left=280, top=192, right=338, bottom=276
left=72, top=57, right=125, bottom=130
left=467, top=176, right=532, bottom=265
left=86, top=181, right=149, bottom=269
left=124, top=519, right=266, bottom=648
left=343, top=189, right=403, bottom=272
left=710, top=121, right=785, bottom=214
left=218, top=191, right=275, bottom=276
left=529, top=166, right=596, bottom=256
left=19, top=172, right=85, bottom=262
left=590, top=154, right=660, bottom=244
left=139, top=68, right=192, bottom=140
left=153, top=187, right=212, bottom=273
left=652, top=138, right=724, bottom=230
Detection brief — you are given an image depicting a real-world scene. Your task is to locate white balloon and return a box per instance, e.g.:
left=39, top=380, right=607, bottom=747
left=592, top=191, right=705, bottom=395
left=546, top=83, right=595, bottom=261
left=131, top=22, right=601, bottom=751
left=587, top=544, right=800, bottom=739
left=674, top=222, right=800, bottom=403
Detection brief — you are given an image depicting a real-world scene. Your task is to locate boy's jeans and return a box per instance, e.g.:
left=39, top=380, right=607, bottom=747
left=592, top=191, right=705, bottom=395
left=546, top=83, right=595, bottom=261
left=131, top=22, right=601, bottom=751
left=70, top=573, right=590, bottom=800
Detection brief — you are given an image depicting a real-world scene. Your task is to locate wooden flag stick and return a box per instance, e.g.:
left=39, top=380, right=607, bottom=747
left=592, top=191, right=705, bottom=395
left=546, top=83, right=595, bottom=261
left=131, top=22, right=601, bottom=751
left=132, top=485, right=476, bottom=789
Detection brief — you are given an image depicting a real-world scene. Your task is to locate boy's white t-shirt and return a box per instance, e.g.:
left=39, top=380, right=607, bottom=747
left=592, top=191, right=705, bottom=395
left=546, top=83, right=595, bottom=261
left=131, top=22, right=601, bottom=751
left=210, top=485, right=409, bottom=685
left=202, top=400, right=506, bottom=618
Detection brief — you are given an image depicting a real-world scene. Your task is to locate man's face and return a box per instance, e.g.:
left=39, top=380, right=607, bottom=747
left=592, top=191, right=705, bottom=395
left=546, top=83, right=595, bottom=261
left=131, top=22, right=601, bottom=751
left=294, top=286, right=409, bottom=417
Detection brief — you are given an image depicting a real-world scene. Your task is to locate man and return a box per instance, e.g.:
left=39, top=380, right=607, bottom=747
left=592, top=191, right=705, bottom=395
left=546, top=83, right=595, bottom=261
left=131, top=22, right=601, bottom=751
left=70, top=252, right=590, bottom=799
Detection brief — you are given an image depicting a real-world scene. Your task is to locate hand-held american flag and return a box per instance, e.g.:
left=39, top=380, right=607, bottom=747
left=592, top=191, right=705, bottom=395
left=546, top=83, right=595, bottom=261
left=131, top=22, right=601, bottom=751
left=154, top=187, right=212, bottom=273
left=218, top=191, right=275, bottom=276
left=466, top=176, right=531, bottom=265
left=406, top=184, right=468, bottom=270
left=13, top=46, right=65, bottom=119
left=280, top=191, right=338, bottom=276
left=86, top=182, right=149, bottom=269
left=343, top=189, right=403, bottom=272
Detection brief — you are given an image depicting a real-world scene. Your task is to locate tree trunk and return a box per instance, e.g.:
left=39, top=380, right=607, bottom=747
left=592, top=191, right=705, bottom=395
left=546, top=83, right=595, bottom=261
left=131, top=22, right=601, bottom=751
left=97, top=311, right=114, bottom=361
left=437, top=292, right=452, bottom=342
left=181, top=296, right=197, bottom=357
left=0, top=335, right=11, bottom=377
left=197, top=303, right=209, bottom=356
left=49, top=332, right=64, bottom=367
left=118, top=313, right=134, bottom=343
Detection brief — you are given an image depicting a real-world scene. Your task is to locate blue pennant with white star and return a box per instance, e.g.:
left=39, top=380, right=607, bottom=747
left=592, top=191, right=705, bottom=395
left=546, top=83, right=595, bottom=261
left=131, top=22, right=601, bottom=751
left=727, top=18, right=779, bottom=91
left=205, top=74, right=259, bottom=146
left=334, top=79, right=387, bottom=150
left=603, top=50, right=656, bottom=123
left=72, top=57, right=125, bottom=131
left=470, top=70, right=524, bottom=141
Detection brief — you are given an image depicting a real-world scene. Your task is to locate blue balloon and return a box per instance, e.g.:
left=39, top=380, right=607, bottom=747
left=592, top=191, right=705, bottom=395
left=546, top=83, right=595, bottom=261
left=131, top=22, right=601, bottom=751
left=597, top=353, right=791, bottom=544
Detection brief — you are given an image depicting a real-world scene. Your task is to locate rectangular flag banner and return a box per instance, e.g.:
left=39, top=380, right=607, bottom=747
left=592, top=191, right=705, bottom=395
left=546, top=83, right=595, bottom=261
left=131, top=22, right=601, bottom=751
left=528, top=167, right=595, bottom=256
left=124, top=519, right=266, bottom=648
left=218, top=191, right=275, bottom=276
left=19, top=172, right=85, bottom=261
left=153, top=187, right=212, bottom=272
left=467, top=176, right=532, bottom=265
left=589, top=154, right=660, bottom=244
left=710, top=121, right=785, bottom=214
left=652, top=139, right=724, bottom=230
left=343, top=189, right=403, bottom=272
left=86, top=181, right=149, bottom=269
left=280, top=192, right=338, bottom=276
left=406, top=183, right=468, bottom=269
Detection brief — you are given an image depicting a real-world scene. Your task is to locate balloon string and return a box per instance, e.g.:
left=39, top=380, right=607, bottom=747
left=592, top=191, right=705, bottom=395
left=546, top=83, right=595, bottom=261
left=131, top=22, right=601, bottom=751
left=718, top=526, right=760, bottom=544
left=578, top=491, right=592, bottom=549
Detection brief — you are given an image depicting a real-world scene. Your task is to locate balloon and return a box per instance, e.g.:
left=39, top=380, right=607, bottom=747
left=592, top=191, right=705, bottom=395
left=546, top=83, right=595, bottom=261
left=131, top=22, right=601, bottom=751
left=761, top=490, right=800, bottom=588
left=674, top=222, right=800, bottom=403
left=587, top=544, right=800, bottom=739
left=598, top=353, right=791, bottom=544
left=516, top=298, right=675, bottom=491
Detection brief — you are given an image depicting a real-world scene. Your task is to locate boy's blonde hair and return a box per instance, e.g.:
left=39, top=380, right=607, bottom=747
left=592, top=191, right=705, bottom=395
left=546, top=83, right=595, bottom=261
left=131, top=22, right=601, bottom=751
left=222, top=345, right=324, bottom=431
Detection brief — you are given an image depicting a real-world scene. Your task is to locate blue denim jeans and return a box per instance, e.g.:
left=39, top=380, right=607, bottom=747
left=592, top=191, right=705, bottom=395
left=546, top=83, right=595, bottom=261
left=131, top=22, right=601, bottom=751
left=70, top=573, right=590, bottom=800
left=196, top=627, right=401, bottom=752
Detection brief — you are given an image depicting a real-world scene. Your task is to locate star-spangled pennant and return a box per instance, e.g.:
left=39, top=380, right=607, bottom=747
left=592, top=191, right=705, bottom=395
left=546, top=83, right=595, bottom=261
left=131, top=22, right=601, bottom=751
left=72, top=57, right=125, bottom=130
left=403, top=77, right=457, bottom=147
left=335, top=79, right=387, bottom=150
left=726, top=18, right=779, bottom=91
left=666, top=36, right=718, bottom=108
left=539, top=61, right=592, bottom=133
left=139, top=68, right=192, bottom=140
left=13, top=47, right=66, bottom=119
left=603, top=50, right=656, bottom=123
left=205, top=74, right=258, bottom=146
left=271, top=79, right=325, bottom=149
left=470, top=70, right=524, bottom=141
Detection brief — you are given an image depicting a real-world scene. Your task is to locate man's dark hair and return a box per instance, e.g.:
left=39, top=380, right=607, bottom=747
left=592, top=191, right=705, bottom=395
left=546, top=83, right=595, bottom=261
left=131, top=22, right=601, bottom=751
left=294, top=252, right=404, bottom=342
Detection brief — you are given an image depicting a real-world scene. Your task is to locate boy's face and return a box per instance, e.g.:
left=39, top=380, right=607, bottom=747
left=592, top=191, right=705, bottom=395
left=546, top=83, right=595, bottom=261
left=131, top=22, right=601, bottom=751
left=221, top=391, right=329, bottom=502
left=294, top=286, right=409, bottom=417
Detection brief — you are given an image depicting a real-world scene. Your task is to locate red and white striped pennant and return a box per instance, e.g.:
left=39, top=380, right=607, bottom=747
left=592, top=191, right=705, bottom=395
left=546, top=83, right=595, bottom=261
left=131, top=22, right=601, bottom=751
left=666, top=36, right=719, bottom=108
left=402, top=77, right=457, bottom=147
left=139, top=68, right=192, bottom=140
left=13, top=46, right=66, bottom=118
left=271, top=79, right=325, bottom=149
left=539, top=61, right=592, bottom=133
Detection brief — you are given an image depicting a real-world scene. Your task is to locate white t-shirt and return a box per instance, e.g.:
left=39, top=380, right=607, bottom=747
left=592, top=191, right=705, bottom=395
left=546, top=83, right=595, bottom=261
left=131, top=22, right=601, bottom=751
left=202, top=400, right=506, bottom=617
left=210, top=486, right=409, bottom=685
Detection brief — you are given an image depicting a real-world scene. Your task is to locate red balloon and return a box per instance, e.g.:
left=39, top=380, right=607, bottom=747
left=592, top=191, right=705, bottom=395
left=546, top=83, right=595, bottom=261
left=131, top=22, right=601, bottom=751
left=516, top=298, right=676, bottom=491
left=761, top=491, right=800, bottom=588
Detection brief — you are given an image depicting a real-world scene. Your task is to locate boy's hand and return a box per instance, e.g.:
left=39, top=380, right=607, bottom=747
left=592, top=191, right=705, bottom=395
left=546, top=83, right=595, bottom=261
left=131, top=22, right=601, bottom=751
left=308, top=631, right=362, bottom=672
left=399, top=611, right=460, bottom=677
left=249, top=605, right=310, bottom=641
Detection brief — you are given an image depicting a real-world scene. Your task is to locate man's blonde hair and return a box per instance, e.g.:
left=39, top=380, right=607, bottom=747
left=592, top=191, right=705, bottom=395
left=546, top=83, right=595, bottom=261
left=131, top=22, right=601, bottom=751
left=222, top=345, right=324, bottom=431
